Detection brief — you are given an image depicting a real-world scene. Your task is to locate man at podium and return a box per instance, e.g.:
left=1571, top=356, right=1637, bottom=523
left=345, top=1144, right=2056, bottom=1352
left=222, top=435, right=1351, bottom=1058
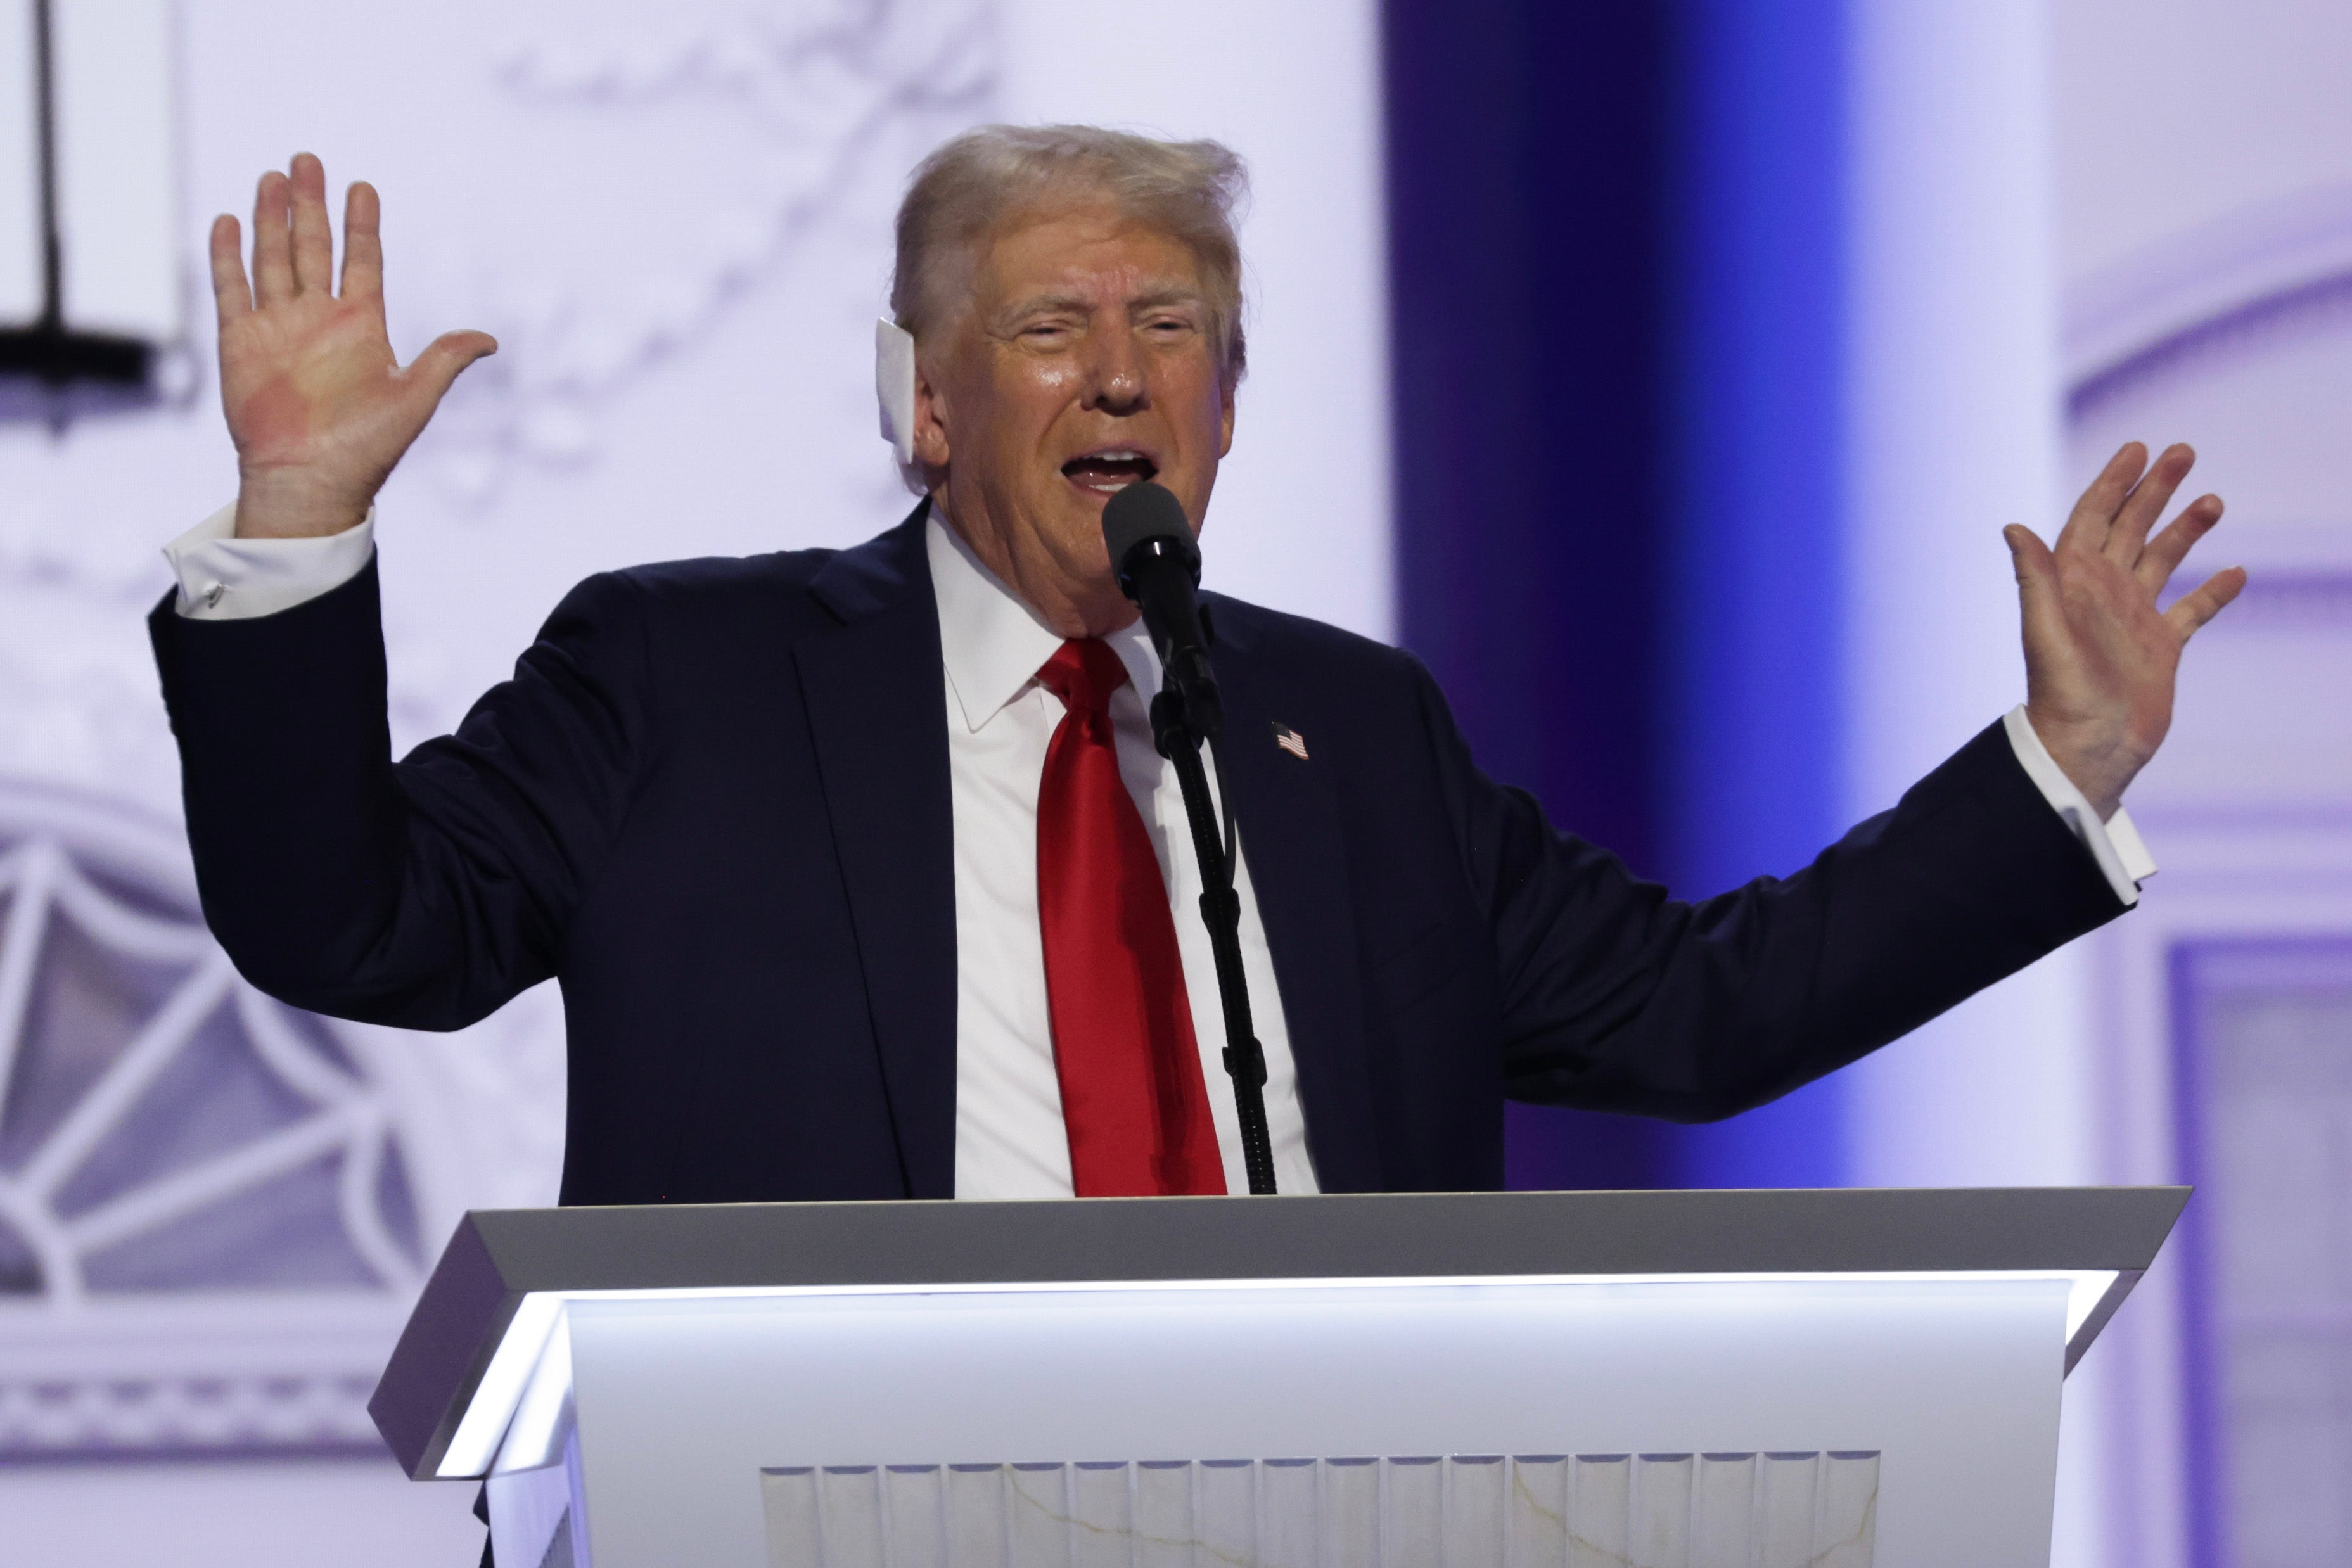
left=150, top=126, right=2240, bottom=1207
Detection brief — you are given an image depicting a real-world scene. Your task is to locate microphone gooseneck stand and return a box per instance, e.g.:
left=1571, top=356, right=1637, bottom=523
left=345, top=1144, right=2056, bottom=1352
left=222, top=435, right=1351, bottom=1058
left=1149, top=684, right=1279, bottom=1195
left=1104, top=480, right=1278, bottom=1194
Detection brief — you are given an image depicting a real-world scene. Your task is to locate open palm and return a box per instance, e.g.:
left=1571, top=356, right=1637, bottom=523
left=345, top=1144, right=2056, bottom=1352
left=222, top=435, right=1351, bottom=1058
left=2007, top=442, right=2245, bottom=819
left=212, top=154, right=494, bottom=539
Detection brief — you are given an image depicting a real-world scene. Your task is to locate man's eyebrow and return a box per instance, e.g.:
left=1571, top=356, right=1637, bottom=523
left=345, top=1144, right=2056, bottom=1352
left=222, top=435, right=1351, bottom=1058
left=990, top=286, right=1208, bottom=324
left=1128, top=288, right=1207, bottom=312
left=996, top=291, right=1093, bottom=320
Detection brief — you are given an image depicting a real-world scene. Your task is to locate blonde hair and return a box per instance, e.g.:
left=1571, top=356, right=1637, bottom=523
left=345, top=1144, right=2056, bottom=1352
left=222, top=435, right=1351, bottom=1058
left=890, top=124, right=1250, bottom=383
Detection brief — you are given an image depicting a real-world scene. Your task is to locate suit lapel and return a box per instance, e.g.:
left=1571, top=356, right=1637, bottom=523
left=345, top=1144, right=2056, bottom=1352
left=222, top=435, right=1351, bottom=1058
left=796, top=506, right=959, bottom=1198
left=1212, top=609, right=1384, bottom=1192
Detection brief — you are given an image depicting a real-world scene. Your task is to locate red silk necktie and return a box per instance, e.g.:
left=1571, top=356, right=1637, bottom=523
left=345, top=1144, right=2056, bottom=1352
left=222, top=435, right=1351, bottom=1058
left=1034, top=639, right=1227, bottom=1196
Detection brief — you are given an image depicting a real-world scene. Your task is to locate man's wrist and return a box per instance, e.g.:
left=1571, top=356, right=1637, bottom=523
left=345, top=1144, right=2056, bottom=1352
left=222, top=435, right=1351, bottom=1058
left=2002, top=706, right=2157, bottom=904
left=233, top=469, right=373, bottom=540
left=2023, top=706, right=2142, bottom=822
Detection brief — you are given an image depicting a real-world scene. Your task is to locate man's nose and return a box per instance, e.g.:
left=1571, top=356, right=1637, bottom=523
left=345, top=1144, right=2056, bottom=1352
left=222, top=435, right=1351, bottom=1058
left=1081, top=329, right=1149, bottom=415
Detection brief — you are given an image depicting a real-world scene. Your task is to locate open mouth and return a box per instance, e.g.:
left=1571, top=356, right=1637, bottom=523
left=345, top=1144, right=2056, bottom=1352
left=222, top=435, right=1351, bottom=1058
left=1061, top=449, right=1159, bottom=494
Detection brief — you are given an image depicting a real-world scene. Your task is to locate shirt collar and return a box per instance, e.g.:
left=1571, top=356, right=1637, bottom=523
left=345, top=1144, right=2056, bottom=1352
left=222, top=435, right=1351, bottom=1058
left=926, top=504, right=1160, bottom=732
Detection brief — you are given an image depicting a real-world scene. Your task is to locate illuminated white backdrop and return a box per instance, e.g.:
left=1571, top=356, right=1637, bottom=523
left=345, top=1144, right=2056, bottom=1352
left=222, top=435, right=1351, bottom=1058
left=1841, top=4, right=2352, bottom=1567
left=0, top=1, right=1387, bottom=1562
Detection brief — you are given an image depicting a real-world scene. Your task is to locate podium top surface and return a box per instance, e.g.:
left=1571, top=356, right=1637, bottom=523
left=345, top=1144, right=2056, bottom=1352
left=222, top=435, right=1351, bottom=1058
left=374, top=1187, right=2188, bottom=1478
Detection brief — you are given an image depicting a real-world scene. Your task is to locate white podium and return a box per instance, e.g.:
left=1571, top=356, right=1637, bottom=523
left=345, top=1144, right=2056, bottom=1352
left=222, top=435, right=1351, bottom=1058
left=371, top=1189, right=2184, bottom=1568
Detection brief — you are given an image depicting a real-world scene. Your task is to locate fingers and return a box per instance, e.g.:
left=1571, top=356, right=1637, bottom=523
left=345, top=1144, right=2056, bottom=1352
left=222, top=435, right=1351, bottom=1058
left=2106, top=442, right=2196, bottom=565
left=288, top=153, right=333, bottom=295
left=208, top=214, right=251, bottom=324
left=406, top=329, right=500, bottom=407
left=250, top=158, right=383, bottom=311
left=341, top=181, right=383, bottom=306
left=251, top=170, right=295, bottom=305
left=2055, top=442, right=2145, bottom=556
left=2135, top=492, right=2225, bottom=594
left=2164, top=564, right=2247, bottom=642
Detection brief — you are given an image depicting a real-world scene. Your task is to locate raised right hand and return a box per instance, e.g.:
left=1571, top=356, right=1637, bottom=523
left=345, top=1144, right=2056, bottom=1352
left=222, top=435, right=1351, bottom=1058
left=212, top=153, right=495, bottom=539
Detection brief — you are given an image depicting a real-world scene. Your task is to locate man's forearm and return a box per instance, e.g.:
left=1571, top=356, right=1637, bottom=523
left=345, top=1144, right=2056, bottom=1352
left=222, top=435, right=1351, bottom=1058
left=1486, top=718, right=2132, bottom=1125
left=149, top=560, right=411, bottom=1007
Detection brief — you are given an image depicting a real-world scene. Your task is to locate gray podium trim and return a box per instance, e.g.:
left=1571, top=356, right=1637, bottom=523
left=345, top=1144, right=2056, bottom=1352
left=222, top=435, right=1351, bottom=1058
left=372, top=1186, right=2189, bottom=1479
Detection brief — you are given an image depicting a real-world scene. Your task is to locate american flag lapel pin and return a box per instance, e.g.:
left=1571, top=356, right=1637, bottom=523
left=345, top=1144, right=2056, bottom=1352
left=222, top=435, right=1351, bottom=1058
left=1272, top=722, right=1310, bottom=760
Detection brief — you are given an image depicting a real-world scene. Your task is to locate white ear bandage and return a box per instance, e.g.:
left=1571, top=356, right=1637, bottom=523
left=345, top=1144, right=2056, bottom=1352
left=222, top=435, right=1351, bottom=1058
left=875, top=318, right=917, bottom=467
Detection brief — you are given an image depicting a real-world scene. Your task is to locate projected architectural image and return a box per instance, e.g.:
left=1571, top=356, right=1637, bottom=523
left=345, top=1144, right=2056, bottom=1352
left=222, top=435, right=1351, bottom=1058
left=0, top=784, right=419, bottom=1456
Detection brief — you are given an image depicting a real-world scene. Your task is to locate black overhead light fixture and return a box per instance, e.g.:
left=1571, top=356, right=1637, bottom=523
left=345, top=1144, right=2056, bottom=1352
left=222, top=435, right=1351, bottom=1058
left=1, top=0, right=181, bottom=400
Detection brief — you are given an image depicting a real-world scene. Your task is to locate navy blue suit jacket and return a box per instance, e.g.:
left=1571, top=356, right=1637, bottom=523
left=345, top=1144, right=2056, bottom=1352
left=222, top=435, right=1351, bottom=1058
left=149, top=505, right=2126, bottom=1204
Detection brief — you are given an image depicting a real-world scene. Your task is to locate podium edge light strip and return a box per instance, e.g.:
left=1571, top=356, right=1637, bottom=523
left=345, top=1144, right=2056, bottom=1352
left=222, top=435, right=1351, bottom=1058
left=431, top=1268, right=2116, bottom=1479
left=439, top=1292, right=562, bottom=1478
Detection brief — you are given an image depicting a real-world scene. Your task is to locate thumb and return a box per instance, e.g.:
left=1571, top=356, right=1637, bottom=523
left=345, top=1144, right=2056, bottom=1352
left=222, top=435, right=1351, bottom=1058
left=2004, top=521, right=2057, bottom=587
left=2005, top=523, right=2070, bottom=658
left=406, top=329, right=498, bottom=405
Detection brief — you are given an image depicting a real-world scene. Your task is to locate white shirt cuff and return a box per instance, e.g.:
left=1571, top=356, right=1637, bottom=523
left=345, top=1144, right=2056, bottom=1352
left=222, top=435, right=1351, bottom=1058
left=162, top=503, right=377, bottom=620
left=2002, top=704, right=2157, bottom=908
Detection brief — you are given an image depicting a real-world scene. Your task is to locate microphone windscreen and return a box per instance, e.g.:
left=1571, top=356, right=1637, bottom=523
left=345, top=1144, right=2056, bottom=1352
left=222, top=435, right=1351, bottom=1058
left=1101, top=480, right=1193, bottom=565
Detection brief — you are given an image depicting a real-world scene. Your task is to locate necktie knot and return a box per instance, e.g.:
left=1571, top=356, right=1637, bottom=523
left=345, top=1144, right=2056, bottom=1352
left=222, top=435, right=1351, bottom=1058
left=1037, top=638, right=1131, bottom=717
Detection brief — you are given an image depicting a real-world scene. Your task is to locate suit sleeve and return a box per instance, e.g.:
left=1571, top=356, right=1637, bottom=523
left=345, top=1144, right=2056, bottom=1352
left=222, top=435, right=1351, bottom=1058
left=1407, top=658, right=2128, bottom=1121
left=147, top=558, right=650, bottom=1030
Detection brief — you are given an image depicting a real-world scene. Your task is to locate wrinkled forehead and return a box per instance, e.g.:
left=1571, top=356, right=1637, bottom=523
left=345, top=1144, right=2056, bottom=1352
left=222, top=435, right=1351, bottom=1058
left=983, top=220, right=1206, bottom=307
left=945, top=194, right=1211, bottom=320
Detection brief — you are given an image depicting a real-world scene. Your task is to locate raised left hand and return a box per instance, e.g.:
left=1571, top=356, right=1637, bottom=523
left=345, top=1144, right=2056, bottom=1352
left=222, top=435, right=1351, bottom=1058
left=2007, top=441, right=2244, bottom=820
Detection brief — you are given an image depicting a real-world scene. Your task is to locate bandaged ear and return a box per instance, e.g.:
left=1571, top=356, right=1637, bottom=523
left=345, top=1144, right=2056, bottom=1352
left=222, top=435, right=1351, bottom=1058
left=875, top=319, right=917, bottom=468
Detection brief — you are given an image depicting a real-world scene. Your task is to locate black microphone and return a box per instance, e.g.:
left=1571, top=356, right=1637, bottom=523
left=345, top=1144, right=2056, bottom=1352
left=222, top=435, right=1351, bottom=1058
left=1102, top=480, right=1221, bottom=739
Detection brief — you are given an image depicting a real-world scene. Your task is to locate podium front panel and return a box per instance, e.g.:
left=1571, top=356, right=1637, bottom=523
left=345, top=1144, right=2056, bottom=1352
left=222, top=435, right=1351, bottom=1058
left=495, top=1275, right=2062, bottom=1566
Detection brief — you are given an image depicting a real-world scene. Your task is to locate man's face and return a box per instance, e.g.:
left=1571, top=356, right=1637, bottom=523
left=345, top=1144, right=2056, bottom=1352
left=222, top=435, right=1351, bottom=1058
left=914, top=203, right=1236, bottom=636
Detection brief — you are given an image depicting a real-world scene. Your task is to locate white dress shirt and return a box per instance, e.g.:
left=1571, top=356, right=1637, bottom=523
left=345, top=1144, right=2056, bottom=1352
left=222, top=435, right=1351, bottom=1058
left=162, top=504, right=2157, bottom=1192
left=923, top=516, right=1320, bottom=1197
